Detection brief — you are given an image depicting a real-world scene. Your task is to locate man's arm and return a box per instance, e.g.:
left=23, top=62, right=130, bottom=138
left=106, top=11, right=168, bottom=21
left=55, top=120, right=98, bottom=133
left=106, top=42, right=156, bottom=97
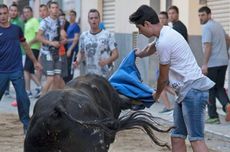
left=37, top=29, right=60, bottom=48
left=21, top=41, right=42, bottom=70
left=67, top=33, right=80, bottom=57
left=202, top=42, right=212, bottom=75
left=74, top=50, right=85, bottom=67
left=135, top=41, right=157, bottom=58
left=99, top=48, right=119, bottom=67
left=153, top=64, right=170, bottom=101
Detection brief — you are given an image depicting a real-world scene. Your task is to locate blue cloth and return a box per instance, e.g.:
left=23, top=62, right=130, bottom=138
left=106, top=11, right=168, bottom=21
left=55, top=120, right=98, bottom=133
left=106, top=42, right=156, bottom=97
left=109, top=50, right=155, bottom=108
left=67, top=22, right=80, bottom=53
left=0, top=24, right=24, bottom=73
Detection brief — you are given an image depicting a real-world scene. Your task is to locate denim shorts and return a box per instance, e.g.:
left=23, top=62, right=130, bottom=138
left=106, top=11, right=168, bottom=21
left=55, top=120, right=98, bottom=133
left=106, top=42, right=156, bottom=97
left=171, top=88, right=208, bottom=141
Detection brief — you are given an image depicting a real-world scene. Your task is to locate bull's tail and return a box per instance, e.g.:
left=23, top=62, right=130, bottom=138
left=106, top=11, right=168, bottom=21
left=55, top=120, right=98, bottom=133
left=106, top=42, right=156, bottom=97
left=57, top=103, right=173, bottom=150
left=115, top=111, right=173, bottom=149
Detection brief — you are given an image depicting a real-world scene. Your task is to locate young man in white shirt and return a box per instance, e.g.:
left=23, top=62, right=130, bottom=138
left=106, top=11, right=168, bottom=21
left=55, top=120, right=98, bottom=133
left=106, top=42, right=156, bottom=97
left=74, top=9, right=119, bottom=78
left=129, top=5, right=214, bottom=152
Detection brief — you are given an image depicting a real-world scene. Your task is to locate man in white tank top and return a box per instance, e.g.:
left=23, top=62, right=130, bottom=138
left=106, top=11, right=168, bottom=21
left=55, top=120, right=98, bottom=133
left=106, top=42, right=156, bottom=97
left=129, top=5, right=214, bottom=152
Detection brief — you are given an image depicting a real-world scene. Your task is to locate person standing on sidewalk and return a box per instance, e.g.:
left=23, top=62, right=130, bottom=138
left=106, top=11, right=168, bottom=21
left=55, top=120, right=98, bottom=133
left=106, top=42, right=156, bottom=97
left=198, top=6, right=230, bottom=123
left=74, top=9, right=119, bottom=78
left=129, top=5, right=214, bottom=152
left=37, top=1, right=63, bottom=96
left=64, top=10, right=80, bottom=82
left=4, top=3, right=25, bottom=97
left=0, top=4, right=42, bottom=133
left=168, top=5, right=188, bottom=42
left=23, top=6, right=42, bottom=98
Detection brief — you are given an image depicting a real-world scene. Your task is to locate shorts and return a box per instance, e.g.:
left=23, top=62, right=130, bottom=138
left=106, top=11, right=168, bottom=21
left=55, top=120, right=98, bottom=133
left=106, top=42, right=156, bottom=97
left=40, top=53, right=62, bottom=76
left=171, top=89, right=208, bottom=141
left=24, top=49, right=39, bottom=74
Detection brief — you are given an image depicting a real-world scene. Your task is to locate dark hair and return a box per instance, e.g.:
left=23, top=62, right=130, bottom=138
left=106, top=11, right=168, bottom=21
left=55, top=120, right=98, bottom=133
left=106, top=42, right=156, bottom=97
left=59, top=9, right=65, bottom=16
left=159, top=11, right=168, bottom=18
left=47, top=1, right=59, bottom=8
left=0, top=4, right=8, bottom=10
left=129, top=5, right=159, bottom=25
left=88, top=9, right=100, bottom=18
left=23, top=6, right=33, bottom=12
left=168, top=5, right=179, bottom=14
left=9, top=3, right=18, bottom=10
left=39, top=4, right=47, bottom=9
left=70, top=10, right=77, bottom=16
left=198, top=6, right=211, bottom=14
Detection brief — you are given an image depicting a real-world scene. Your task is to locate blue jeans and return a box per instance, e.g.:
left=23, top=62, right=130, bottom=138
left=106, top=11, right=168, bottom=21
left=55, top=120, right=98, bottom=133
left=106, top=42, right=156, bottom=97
left=171, top=89, right=208, bottom=141
left=0, top=70, right=30, bottom=129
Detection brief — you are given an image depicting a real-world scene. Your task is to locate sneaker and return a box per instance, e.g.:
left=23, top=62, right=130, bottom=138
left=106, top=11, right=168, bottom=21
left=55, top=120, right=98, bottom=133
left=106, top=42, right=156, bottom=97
left=225, top=104, right=230, bottom=121
left=11, top=100, right=17, bottom=107
left=27, top=91, right=33, bottom=98
left=206, top=118, right=220, bottom=124
left=159, top=108, right=173, bottom=114
left=34, top=87, right=41, bottom=98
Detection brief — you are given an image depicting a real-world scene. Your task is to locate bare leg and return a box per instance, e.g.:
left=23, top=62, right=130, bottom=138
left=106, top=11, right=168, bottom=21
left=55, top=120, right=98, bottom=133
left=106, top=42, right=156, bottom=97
left=31, top=74, right=41, bottom=87
left=160, top=89, right=172, bottom=109
left=50, top=75, right=65, bottom=90
left=24, top=71, right=31, bottom=92
left=41, top=76, right=54, bottom=96
left=191, top=140, right=209, bottom=152
left=171, top=137, right=187, bottom=152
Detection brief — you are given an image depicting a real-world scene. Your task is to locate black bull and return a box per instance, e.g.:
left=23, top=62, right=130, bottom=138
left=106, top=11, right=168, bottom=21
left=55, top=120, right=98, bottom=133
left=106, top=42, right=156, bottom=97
left=24, top=74, right=172, bottom=152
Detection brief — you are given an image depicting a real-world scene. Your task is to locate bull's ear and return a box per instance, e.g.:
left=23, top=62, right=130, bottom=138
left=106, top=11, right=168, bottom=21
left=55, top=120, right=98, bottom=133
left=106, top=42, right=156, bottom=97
left=50, top=104, right=66, bottom=118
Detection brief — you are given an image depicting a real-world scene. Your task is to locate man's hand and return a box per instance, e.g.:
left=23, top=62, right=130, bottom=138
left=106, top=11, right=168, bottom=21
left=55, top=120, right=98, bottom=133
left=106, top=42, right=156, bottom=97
left=99, top=59, right=109, bottom=67
left=34, top=61, right=42, bottom=71
left=201, top=64, right=208, bottom=75
left=73, top=60, right=79, bottom=68
left=50, top=41, right=60, bottom=48
left=134, top=48, right=143, bottom=58
left=152, top=93, right=160, bottom=102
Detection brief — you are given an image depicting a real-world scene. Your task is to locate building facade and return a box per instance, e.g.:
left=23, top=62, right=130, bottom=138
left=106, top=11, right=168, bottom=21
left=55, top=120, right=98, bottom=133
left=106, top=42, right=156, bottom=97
left=1, top=0, right=229, bottom=89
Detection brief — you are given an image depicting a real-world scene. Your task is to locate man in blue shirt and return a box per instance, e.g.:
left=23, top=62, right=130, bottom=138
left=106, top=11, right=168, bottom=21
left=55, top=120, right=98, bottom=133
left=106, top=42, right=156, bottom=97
left=65, top=10, right=80, bottom=82
left=0, top=4, right=42, bottom=133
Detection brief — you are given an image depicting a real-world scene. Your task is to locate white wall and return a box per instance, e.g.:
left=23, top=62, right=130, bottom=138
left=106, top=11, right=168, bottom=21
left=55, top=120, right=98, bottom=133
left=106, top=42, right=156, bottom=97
left=114, top=0, right=149, bottom=33
left=80, top=0, right=98, bottom=32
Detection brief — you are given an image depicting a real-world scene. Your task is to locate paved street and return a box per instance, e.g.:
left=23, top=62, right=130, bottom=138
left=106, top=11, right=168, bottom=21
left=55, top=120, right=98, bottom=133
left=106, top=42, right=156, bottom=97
left=0, top=80, right=230, bottom=151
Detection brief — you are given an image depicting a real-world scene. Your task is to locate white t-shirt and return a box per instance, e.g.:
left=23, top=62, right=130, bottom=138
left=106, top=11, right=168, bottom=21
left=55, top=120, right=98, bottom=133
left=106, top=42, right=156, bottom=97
left=156, top=26, right=214, bottom=102
left=39, top=16, right=59, bottom=55
left=79, top=30, right=117, bottom=77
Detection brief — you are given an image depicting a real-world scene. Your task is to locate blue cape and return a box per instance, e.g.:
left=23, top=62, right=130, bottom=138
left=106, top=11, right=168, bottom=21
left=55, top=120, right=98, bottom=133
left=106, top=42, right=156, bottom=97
left=109, top=50, right=155, bottom=108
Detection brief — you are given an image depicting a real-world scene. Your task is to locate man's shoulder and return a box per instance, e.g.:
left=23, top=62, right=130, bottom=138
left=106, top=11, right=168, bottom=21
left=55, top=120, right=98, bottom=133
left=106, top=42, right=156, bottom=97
left=101, top=29, right=111, bottom=34
left=174, top=20, right=187, bottom=29
left=9, top=24, right=20, bottom=30
left=30, top=17, right=39, bottom=23
left=41, top=16, right=52, bottom=24
left=81, top=30, right=89, bottom=35
left=72, top=22, right=80, bottom=30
